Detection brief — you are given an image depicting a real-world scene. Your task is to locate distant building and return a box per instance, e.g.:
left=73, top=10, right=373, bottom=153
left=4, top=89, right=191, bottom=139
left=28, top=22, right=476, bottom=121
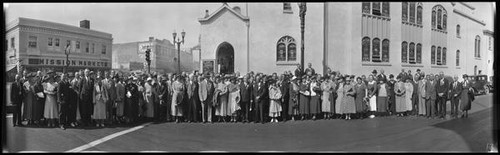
left=5, top=17, right=113, bottom=74
left=199, top=2, right=493, bottom=78
left=112, top=37, right=194, bottom=74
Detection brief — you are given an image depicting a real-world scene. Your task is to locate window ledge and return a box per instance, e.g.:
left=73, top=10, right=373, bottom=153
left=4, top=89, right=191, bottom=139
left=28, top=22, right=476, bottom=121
left=431, top=65, right=448, bottom=68
left=362, top=13, right=391, bottom=21
left=362, top=62, right=392, bottom=66
left=283, top=10, right=293, bottom=14
left=475, top=57, right=481, bottom=60
left=276, top=61, right=299, bottom=66
left=402, top=64, right=424, bottom=68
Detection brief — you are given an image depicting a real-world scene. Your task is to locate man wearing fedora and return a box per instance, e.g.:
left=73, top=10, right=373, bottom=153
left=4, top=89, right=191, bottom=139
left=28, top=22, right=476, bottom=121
left=79, top=69, right=94, bottom=127
left=11, top=74, right=24, bottom=127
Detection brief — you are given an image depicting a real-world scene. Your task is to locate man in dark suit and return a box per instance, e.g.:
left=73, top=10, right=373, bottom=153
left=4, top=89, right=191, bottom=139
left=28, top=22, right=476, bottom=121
left=158, top=75, right=169, bottom=122
left=11, top=74, right=24, bottom=127
left=449, top=75, right=462, bottom=118
left=294, top=64, right=304, bottom=78
left=435, top=72, right=449, bottom=119
left=70, top=72, right=81, bottom=127
left=57, top=73, right=71, bottom=130
left=186, top=74, right=200, bottom=122
left=425, top=74, right=437, bottom=119
left=79, top=69, right=94, bottom=127
left=239, top=76, right=252, bottom=123
left=377, top=69, right=388, bottom=83
left=278, top=74, right=290, bottom=121
left=253, top=76, right=268, bottom=123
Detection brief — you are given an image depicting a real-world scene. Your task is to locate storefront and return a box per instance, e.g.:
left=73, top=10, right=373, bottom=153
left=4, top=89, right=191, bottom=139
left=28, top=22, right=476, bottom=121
left=22, top=57, right=111, bottom=73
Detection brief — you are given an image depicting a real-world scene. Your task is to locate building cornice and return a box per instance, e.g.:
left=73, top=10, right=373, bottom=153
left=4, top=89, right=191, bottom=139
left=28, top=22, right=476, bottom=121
left=453, top=9, right=485, bottom=26
left=483, top=30, right=494, bottom=37
left=459, top=2, right=476, bottom=10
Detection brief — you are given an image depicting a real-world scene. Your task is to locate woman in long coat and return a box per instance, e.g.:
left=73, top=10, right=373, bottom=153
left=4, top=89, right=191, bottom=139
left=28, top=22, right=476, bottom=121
left=335, top=76, right=345, bottom=118
left=43, top=74, right=59, bottom=127
left=394, top=76, right=406, bottom=116
left=171, top=76, right=185, bottom=123
left=215, top=77, right=229, bottom=122
left=23, top=74, right=36, bottom=126
left=404, top=78, right=414, bottom=115
left=387, top=75, right=397, bottom=115
left=418, top=74, right=427, bottom=116
left=377, top=78, right=389, bottom=116
left=309, top=76, right=321, bottom=120
left=321, top=77, right=333, bottom=119
left=354, top=77, right=367, bottom=119
left=298, top=76, right=310, bottom=120
left=269, top=82, right=282, bottom=123
left=115, top=78, right=125, bottom=122
left=93, top=78, right=108, bottom=127
left=228, top=78, right=241, bottom=122
left=366, top=75, right=378, bottom=118
left=124, top=77, right=139, bottom=123
left=342, top=76, right=356, bottom=120
left=288, top=77, right=300, bottom=121
left=460, top=74, right=474, bottom=118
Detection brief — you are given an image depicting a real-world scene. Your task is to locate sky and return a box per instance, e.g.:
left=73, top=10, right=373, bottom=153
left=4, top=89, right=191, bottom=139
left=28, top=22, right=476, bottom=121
left=4, top=2, right=495, bottom=49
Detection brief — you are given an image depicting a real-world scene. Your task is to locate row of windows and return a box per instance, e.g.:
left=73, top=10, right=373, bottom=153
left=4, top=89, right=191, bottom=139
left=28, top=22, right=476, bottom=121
left=401, top=42, right=422, bottom=64
left=432, top=5, right=447, bottom=32
left=361, top=37, right=390, bottom=63
left=26, top=36, right=107, bottom=55
left=276, top=36, right=297, bottom=62
left=431, top=45, right=447, bottom=65
left=402, top=2, right=423, bottom=25
left=362, top=2, right=390, bottom=17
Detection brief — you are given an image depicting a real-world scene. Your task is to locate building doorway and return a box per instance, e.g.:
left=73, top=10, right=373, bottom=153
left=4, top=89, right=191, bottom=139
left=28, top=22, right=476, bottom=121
left=216, top=42, right=234, bottom=74
left=474, top=65, right=478, bottom=75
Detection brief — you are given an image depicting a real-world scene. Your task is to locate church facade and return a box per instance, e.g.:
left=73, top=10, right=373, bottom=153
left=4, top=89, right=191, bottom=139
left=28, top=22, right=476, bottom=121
left=198, top=2, right=493, bottom=79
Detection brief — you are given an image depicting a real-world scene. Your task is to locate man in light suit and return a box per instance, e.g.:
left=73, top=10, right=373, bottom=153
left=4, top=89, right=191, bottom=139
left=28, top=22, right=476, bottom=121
left=435, top=72, right=449, bottom=119
left=425, top=74, right=437, bottom=119
left=239, top=76, right=253, bottom=123
left=198, top=76, right=211, bottom=123
left=102, top=71, right=117, bottom=124
left=449, top=75, right=462, bottom=118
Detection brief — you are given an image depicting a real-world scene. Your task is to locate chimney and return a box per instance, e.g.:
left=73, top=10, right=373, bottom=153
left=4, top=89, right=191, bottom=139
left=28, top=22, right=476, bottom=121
left=204, top=10, right=210, bottom=18
left=149, top=37, right=154, bottom=42
left=80, top=20, right=90, bottom=29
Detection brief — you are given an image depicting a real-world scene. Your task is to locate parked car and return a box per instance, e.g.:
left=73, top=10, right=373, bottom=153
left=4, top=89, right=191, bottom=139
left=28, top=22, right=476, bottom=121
left=467, top=75, right=492, bottom=95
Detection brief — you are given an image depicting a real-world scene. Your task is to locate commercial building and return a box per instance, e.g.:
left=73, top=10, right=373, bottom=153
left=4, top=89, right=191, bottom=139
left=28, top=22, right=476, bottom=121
left=198, top=2, right=494, bottom=79
left=112, top=37, right=194, bottom=74
left=5, top=17, right=113, bottom=74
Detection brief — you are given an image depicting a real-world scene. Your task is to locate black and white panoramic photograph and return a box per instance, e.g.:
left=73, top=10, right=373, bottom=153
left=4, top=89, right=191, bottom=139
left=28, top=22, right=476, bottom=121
left=2, top=2, right=498, bottom=153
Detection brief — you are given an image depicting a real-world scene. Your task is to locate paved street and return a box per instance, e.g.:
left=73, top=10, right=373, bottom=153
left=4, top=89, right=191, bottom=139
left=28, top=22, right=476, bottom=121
left=3, top=94, right=496, bottom=152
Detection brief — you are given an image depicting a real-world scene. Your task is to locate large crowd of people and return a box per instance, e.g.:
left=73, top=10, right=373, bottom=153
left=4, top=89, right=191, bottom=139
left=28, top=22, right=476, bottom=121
left=9, top=62, right=476, bottom=130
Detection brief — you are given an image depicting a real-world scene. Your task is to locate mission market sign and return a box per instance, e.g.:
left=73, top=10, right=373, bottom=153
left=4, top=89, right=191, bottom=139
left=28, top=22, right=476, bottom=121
left=27, top=58, right=109, bottom=68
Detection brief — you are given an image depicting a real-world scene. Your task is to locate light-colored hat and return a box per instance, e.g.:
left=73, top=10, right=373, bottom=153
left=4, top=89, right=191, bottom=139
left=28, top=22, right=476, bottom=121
left=291, top=76, right=297, bottom=81
left=147, top=77, right=152, bottom=81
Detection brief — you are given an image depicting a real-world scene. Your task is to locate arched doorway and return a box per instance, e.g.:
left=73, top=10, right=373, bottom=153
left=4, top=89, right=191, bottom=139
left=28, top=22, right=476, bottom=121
left=216, top=42, right=234, bottom=74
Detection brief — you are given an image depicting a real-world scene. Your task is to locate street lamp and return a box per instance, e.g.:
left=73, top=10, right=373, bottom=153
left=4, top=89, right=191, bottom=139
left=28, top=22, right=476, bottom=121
left=298, top=2, right=306, bottom=71
left=64, top=44, right=71, bottom=73
left=173, top=29, right=186, bottom=74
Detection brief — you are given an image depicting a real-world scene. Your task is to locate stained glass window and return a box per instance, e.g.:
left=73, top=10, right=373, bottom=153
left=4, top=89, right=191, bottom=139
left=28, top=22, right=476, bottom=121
left=456, top=50, right=460, bottom=66
left=431, top=46, right=436, bottom=64
left=277, top=36, right=297, bottom=62
left=437, top=9, right=442, bottom=29
left=373, top=2, right=381, bottom=15
left=409, top=42, right=415, bottom=64
left=277, top=43, right=286, bottom=61
left=288, top=43, right=296, bottom=61
left=442, top=47, right=447, bottom=65
left=362, top=37, right=371, bottom=62
left=437, top=46, right=441, bottom=65
left=362, top=2, right=371, bottom=14
left=409, top=2, right=416, bottom=23
left=432, top=11, right=436, bottom=29
left=443, top=14, right=447, bottom=30
left=382, top=2, right=390, bottom=17
left=416, top=43, right=422, bottom=64
left=402, top=2, right=408, bottom=21
left=372, top=38, right=381, bottom=62
left=402, top=42, right=408, bottom=63
left=417, top=6, right=423, bottom=25
left=382, top=39, right=389, bottom=62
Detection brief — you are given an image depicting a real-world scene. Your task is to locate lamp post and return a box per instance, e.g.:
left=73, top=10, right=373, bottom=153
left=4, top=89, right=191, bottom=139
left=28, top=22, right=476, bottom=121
left=64, top=44, right=71, bottom=73
left=298, top=2, right=307, bottom=70
left=173, top=29, right=186, bottom=74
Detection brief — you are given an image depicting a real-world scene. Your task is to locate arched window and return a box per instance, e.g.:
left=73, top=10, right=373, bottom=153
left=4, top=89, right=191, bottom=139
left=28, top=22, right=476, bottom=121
left=283, top=3, right=292, bottom=12
left=432, top=10, right=436, bottom=29
left=437, top=9, right=442, bottom=29
left=456, top=25, right=461, bottom=37
left=402, top=2, right=408, bottom=21
left=382, top=2, right=390, bottom=17
left=362, top=2, right=371, bottom=14
left=409, top=42, right=415, bottom=64
left=409, top=2, right=416, bottom=23
left=276, top=36, right=296, bottom=62
left=362, top=37, right=371, bottom=62
left=456, top=50, right=460, bottom=66
left=431, top=45, right=436, bottom=64
left=382, top=39, right=390, bottom=62
left=442, top=47, right=447, bottom=65
left=372, top=38, right=381, bottom=62
left=402, top=42, right=408, bottom=63
left=437, top=46, right=441, bottom=65
left=443, top=14, right=447, bottom=30
left=475, top=35, right=481, bottom=58
left=417, top=3, right=423, bottom=25
left=372, top=2, right=381, bottom=15
left=416, top=43, right=422, bottom=64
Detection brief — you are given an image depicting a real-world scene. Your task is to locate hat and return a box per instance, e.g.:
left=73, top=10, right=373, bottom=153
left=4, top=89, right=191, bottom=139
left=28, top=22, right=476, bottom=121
left=372, top=70, right=378, bottom=74
left=291, top=76, right=297, bottom=81
left=147, top=77, right=152, bottom=81
left=27, top=72, right=36, bottom=78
